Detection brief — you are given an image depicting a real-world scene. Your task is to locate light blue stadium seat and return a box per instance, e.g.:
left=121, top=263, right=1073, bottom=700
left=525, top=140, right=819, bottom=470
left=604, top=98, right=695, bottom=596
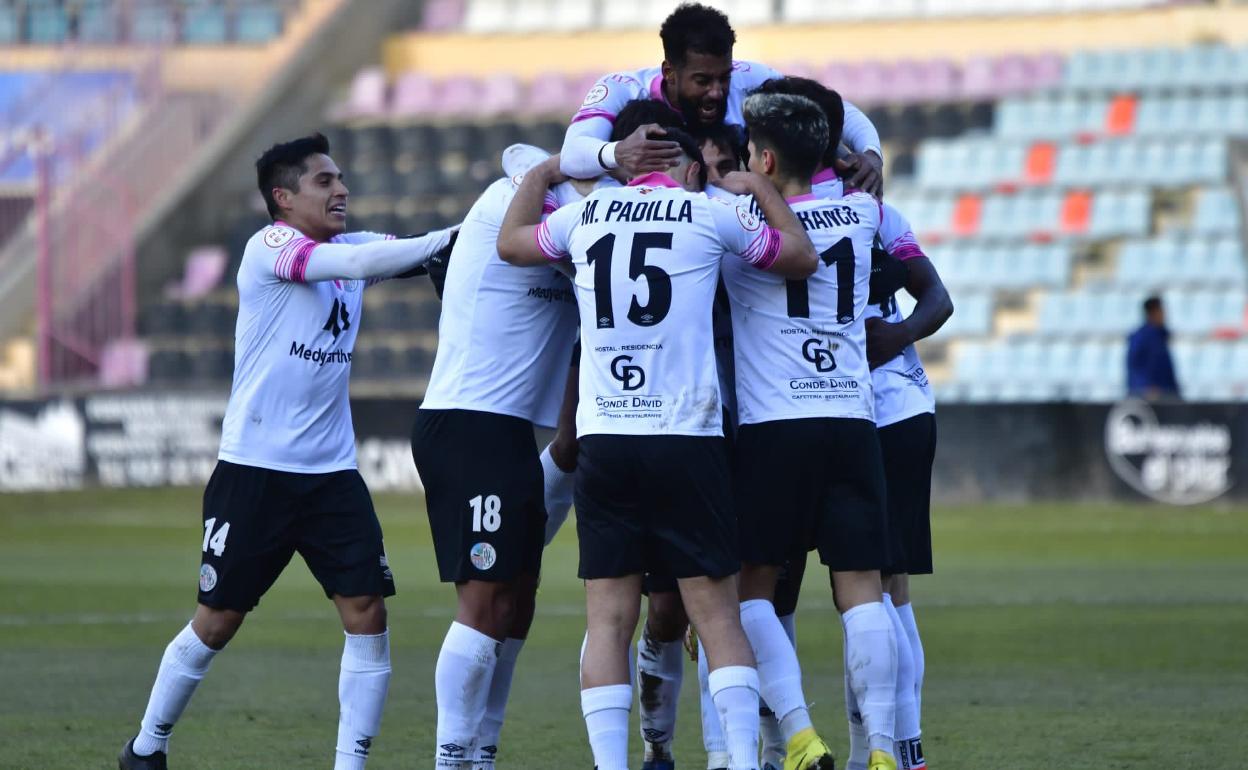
left=995, top=97, right=1029, bottom=138
left=1193, top=188, right=1238, bottom=235
left=131, top=7, right=174, bottom=43
left=183, top=5, right=227, bottom=43
left=945, top=293, right=992, bottom=337
left=0, top=7, right=17, bottom=44
left=236, top=4, right=284, bottom=43
left=1195, top=140, right=1226, bottom=185
left=26, top=6, right=69, bottom=43
left=1210, top=237, right=1245, bottom=285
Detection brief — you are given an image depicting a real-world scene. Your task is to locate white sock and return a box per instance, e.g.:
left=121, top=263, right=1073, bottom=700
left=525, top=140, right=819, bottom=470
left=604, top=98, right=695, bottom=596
left=895, top=601, right=925, bottom=720
left=636, top=625, right=684, bottom=761
left=844, top=640, right=868, bottom=770
left=473, top=637, right=524, bottom=769
left=739, top=599, right=811, bottom=741
left=335, top=630, right=391, bottom=770
left=540, top=444, right=575, bottom=546
left=759, top=700, right=786, bottom=768
left=581, top=684, right=632, bottom=770
left=133, top=622, right=218, bottom=757
left=883, top=596, right=920, bottom=749
left=435, top=622, right=499, bottom=768
left=708, top=665, right=761, bottom=770
left=842, top=602, right=897, bottom=755
left=778, top=612, right=797, bottom=647
left=697, top=640, right=729, bottom=769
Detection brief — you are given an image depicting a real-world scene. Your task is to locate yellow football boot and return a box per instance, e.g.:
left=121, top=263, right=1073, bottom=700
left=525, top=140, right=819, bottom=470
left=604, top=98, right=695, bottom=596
left=868, top=748, right=898, bottom=770
left=782, top=727, right=836, bottom=770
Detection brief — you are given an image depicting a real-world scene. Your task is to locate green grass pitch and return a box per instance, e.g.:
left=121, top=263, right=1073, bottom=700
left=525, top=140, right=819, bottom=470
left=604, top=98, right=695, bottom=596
left=1, top=488, right=1246, bottom=769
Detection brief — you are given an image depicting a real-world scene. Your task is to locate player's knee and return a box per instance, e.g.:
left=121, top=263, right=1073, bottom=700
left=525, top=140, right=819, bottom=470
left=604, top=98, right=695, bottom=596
left=192, top=604, right=245, bottom=650
left=831, top=569, right=884, bottom=614
left=335, top=594, right=387, bottom=634
left=457, top=580, right=520, bottom=638
left=645, top=591, right=688, bottom=641
left=737, top=563, right=780, bottom=603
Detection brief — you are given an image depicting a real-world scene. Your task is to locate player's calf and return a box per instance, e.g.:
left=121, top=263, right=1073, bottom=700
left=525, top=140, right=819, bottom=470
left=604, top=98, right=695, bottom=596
left=638, top=592, right=687, bottom=769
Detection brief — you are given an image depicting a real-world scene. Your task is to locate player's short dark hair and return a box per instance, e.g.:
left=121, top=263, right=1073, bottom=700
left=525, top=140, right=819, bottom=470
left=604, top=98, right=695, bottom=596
left=660, top=3, right=736, bottom=67
left=611, top=99, right=684, bottom=141
left=1143, top=295, right=1163, bottom=314
left=743, top=92, right=828, bottom=181
left=256, top=132, right=331, bottom=219
left=692, top=122, right=744, bottom=168
left=664, top=126, right=708, bottom=190
left=752, top=76, right=844, bottom=169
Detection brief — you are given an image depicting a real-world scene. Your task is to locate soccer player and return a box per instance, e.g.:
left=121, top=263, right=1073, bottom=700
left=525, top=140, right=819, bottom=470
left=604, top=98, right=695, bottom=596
left=498, top=132, right=816, bottom=770
left=117, top=133, right=455, bottom=770
left=723, top=92, right=900, bottom=770
left=410, top=171, right=583, bottom=768
left=755, top=75, right=953, bottom=770
left=560, top=3, right=883, bottom=195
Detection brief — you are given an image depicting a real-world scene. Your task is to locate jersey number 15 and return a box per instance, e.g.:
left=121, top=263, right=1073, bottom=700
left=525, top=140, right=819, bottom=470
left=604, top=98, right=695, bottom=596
left=585, top=232, right=673, bottom=328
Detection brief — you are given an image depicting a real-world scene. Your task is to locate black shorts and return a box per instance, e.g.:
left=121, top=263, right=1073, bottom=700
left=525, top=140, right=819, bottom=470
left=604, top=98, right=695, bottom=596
left=772, top=554, right=808, bottom=617
left=735, top=417, right=890, bottom=571
left=576, top=434, right=737, bottom=581
left=197, top=461, right=395, bottom=613
left=879, top=413, right=937, bottom=575
left=411, top=408, right=546, bottom=583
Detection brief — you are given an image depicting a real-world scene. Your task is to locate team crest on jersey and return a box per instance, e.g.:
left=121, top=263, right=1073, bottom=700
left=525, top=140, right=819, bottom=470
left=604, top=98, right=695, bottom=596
left=263, top=226, right=296, bottom=249
left=470, top=542, right=497, bottom=571
left=582, top=84, right=609, bottom=107
left=736, top=205, right=762, bottom=232
left=199, top=564, right=218, bottom=592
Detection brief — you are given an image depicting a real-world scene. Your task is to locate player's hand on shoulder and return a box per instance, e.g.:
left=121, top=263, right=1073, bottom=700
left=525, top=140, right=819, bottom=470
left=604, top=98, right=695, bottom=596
left=614, top=124, right=682, bottom=176
left=866, top=316, right=914, bottom=370
left=837, top=151, right=884, bottom=198
left=715, top=170, right=765, bottom=196
left=531, top=154, right=570, bottom=184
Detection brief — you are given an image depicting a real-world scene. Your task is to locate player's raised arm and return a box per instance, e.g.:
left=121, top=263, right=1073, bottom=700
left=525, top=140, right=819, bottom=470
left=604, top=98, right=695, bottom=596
left=497, top=156, right=573, bottom=266
left=714, top=171, right=816, bottom=279
left=866, top=203, right=954, bottom=368
left=290, top=227, right=456, bottom=283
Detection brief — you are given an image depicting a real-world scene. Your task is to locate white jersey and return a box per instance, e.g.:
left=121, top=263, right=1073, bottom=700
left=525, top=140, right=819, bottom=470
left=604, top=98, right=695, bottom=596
left=568, top=61, right=882, bottom=159
left=814, top=169, right=936, bottom=427
left=573, top=61, right=779, bottom=136
left=421, top=176, right=583, bottom=427
left=219, top=224, right=391, bottom=473
left=535, top=172, right=783, bottom=438
left=723, top=192, right=881, bottom=425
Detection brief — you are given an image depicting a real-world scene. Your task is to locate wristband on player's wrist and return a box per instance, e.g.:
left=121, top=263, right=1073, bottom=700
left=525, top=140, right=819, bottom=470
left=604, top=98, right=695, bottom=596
left=597, top=142, right=618, bottom=170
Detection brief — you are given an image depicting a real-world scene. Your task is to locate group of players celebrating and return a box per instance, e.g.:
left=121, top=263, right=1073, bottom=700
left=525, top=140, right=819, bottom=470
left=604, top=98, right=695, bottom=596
left=117, top=4, right=954, bottom=770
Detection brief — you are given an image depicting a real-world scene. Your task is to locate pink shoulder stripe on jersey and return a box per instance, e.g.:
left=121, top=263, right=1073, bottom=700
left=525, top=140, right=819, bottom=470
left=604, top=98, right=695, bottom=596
left=886, top=232, right=926, bottom=261
left=275, top=236, right=317, bottom=282
left=786, top=193, right=819, bottom=204
left=535, top=220, right=566, bottom=261
left=628, top=171, right=681, bottom=188
left=648, top=73, right=670, bottom=105
left=741, top=226, right=782, bottom=270
left=572, top=108, right=617, bottom=124
left=811, top=167, right=839, bottom=185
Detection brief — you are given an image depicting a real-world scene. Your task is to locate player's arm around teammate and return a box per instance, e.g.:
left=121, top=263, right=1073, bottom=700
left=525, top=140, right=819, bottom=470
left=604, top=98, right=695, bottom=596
left=118, top=133, right=453, bottom=770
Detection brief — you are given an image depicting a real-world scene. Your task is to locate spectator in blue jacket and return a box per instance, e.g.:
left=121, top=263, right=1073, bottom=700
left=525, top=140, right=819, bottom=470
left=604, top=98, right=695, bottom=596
left=1127, top=296, right=1181, bottom=400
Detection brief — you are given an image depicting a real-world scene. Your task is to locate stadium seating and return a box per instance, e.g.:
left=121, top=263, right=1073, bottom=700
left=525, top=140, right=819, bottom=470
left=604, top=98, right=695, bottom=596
left=0, top=0, right=290, bottom=45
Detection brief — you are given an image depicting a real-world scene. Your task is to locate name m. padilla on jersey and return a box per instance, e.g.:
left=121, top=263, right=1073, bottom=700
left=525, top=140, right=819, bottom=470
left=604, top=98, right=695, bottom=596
left=535, top=172, right=782, bottom=437
left=722, top=192, right=881, bottom=425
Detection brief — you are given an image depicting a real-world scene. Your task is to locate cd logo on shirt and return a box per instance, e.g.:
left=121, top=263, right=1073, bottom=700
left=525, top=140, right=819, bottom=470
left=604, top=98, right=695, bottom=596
left=610, top=354, right=646, bottom=391
left=264, top=226, right=295, bottom=249
left=801, top=338, right=837, bottom=373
